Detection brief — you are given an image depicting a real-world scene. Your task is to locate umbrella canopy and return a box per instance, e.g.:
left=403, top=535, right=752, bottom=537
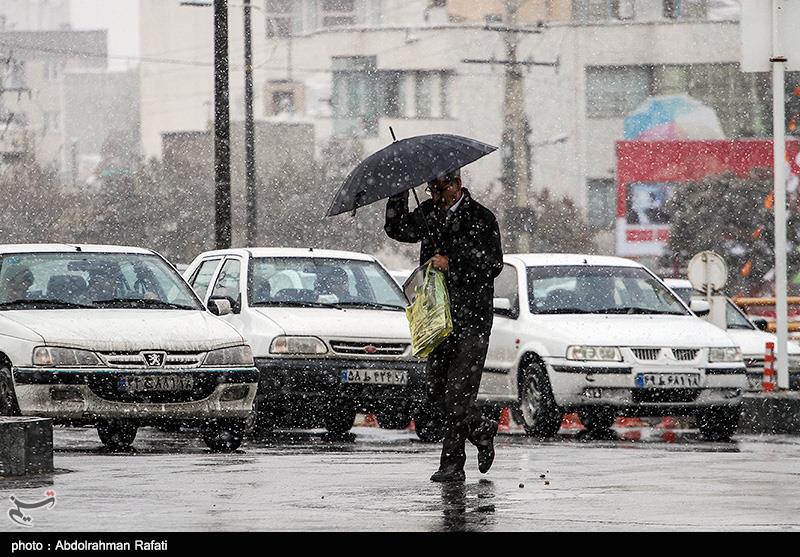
left=326, top=133, right=497, bottom=217
left=624, top=94, right=725, bottom=141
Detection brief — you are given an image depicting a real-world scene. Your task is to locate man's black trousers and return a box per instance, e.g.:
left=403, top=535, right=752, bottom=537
left=427, top=329, right=496, bottom=471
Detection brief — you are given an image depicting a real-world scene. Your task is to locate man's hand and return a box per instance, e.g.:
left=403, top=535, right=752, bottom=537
left=430, top=254, right=449, bottom=272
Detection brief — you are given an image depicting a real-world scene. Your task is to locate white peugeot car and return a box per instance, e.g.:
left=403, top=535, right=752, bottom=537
left=664, top=278, right=800, bottom=392
left=478, top=254, right=747, bottom=441
left=0, top=244, right=258, bottom=451
left=183, top=248, right=431, bottom=438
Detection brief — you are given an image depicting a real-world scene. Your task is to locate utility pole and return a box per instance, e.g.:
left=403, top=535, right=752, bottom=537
left=214, top=0, right=232, bottom=249
left=462, top=0, right=555, bottom=253
left=243, top=0, right=258, bottom=246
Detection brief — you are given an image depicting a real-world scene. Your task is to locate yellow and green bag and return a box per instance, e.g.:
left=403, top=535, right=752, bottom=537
left=404, top=263, right=453, bottom=358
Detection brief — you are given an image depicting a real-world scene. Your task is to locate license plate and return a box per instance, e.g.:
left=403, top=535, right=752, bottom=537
left=340, top=369, right=408, bottom=385
left=119, top=375, right=194, bottom=393
left=635, top=373, right=700, bottom=388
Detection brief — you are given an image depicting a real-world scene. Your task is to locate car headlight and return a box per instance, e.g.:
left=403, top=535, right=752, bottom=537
left=33, top=346, right=100, bottom=367
left=566, top=346, right=622, bottom=362
left=203, top=345, right=254, bottom=367
left=708, top=347, right=743, bottom=363
left=270, top=336, right=328, bottom=355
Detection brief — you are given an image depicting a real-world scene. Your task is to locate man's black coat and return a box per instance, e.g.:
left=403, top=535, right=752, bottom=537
left=385, top=188, right=504, bottom=336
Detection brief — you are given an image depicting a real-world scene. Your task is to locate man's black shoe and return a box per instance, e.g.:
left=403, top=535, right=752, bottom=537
left=477, top=435, right=495, bottom=474
left=430, top=468, right=466, bottom=482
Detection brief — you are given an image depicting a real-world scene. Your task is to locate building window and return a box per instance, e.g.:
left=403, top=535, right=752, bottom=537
left=321, top=0, right=356, bottom=28
left=264, top=80, right=304, bottom=115
left=573, top=0, right=635, bottom=22
left=587, top=179, right=616, bottom=230
left=663, top=0, right=708, bottom=20
left=44, top=111, right=61, bottom=134
left=585, top=66, right=651, bottom=118
left=414, top=71, right=449, bottom=119
left=44, top=60, right=64, bottom=81
left=266, top=0, right=298, bottom=37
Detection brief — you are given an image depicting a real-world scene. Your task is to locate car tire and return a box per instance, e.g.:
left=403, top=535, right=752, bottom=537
left=513, top=359, right=563, bottom=438
left=96, top=419, right=138, bottom=450
left=202, top=419, right=246, bottom=452
left=580, top=408, right=616, bottom=435
left=697, top=406, right=740, bottom=442
left=413, top=402, right=444, bottom=442
left=377, top=405, right=411, bottom=430
left=323, top=402, right=356, bottom=434
left=0, top=365, right=20, bottom=416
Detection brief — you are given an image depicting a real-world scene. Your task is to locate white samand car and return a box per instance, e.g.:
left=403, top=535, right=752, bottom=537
left=0, top=244, right=258, bottom=451
left=183, top=248, right=431, bottom=438
left=663, top=278, right=800, bottom=392
left=478, top=254, right=747, bottom=441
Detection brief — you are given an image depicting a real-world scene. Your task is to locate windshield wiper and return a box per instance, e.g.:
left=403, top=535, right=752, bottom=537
left=330, top=301, right=406, bottom=311
left=92, top=298, right=196, bottom=310
left=596, top=307, right=686, bottom=316
left=252, top=301, right=343, bottom=310
left=0, top=299, right=94, bottom=310
left=533, top=308, right=592, bottom=314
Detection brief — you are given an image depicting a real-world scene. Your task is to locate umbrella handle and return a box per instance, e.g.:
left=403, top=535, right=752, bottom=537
left=411, top=187, right=439, bottom=252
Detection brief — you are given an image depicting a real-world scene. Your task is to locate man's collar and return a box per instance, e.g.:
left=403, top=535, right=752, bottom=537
left=449, top=189, right=469, bottom=213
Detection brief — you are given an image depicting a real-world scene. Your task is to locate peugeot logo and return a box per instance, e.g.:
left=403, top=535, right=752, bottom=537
left=363, top=345, right=378, bottom=354
left=142, top=351, right=166, bottom=367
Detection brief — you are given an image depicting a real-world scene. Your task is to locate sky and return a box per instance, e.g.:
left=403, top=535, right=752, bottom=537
left=70, top=0, right=139, bottom=71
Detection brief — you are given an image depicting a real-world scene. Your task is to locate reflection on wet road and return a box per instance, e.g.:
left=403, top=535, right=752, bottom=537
left=1, top=424, right=798, bottom=531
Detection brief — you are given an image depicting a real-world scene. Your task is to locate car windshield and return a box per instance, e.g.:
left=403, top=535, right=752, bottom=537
left=248, top=257, right=407, bottom=310
left=0, top=252, right=202, bottom=310
left=527, top=265, right=689, bottom=316
left=726, top=299, right=756, bottom=330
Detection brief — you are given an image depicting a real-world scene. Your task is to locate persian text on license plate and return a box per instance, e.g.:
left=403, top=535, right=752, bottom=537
left=119, top=375, right=194, bottom=393
left=635, top=373, right=700, bottom=389
left=340, top=369, right=408, bottom=385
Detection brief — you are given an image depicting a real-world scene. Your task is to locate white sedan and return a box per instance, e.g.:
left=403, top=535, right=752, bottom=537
left=478, top=254, right=747, bottom=441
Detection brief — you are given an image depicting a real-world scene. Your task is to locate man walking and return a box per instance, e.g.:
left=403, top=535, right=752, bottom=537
left=385, top=168, right=503, bottom=482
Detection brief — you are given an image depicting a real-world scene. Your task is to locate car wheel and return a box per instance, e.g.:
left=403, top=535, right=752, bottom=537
left=202, top=419, right=246, bottom=452
left=697, top=406, right=740, bottom=442
left=0, top=365, right=20, bottom=416
left=323, top=402, right=356, bottom=434
left=96, top=419, right=138, bottom=450
left=412, top=402, right=444, bottom=442
left=580, top=408, right=616, bottom=435
left=377, top=405, right=411, bottom=430
left=513, top=359, right=562, bottom=438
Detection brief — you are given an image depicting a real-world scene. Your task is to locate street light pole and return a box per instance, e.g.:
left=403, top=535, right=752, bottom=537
left=214, top=0, right=232, bottom=249
left=243, top=0, right=258, bottom=246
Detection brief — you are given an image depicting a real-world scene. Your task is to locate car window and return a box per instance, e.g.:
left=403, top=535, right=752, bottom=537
left=726, top=299, right=755, bottom=330
left=527, top=265, right=688, bottom=315
left=189, top=258, right=221, bottom=299
left=494, top=264, right=519, bottom=317
left=210, top=258, right=241, bottom=303
left=0, top=252, right=201, bottom=310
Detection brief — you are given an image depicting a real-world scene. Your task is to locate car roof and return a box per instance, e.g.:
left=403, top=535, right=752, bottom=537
left=195, top=247, right=377, bottom=262
left=0, top=244, right=154, bottom=255
left=506, top=253, right=644, bottom=268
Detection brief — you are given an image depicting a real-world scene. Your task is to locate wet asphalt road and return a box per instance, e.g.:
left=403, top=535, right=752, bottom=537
left=1, top=423, right=799, bottom=532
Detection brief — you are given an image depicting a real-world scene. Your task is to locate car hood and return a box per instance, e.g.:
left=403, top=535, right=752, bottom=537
left=725, top=328, right=800, bottom=357
left=253, top=307, right=411, bottom=340
left=527, top=314, right=736, bottom=348
left=0, top=309, right=245, bottom=352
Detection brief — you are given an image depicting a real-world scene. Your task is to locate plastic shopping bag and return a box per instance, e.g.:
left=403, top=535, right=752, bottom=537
left=403, top=262, right=453, bottom=358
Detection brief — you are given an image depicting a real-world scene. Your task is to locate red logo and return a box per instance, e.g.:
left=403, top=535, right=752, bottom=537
left=363, top=345, right=378, bottom=354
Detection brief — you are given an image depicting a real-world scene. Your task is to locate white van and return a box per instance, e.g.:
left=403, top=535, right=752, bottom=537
left=0, top=245, right=258, bottom=451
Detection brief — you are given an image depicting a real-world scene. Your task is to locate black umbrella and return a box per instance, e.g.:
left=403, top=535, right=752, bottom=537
left=325, top=131, right=497, bottom=217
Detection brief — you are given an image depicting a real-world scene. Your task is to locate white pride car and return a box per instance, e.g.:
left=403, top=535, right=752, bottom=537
left=183, top=248, right=430, bottom=438
left=479, top=254, right=747, bottom=441
left=0, top=244, right=258, bottom=452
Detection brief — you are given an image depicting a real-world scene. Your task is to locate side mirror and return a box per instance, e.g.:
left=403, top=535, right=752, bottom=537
left=208, top=297, right=232, bottom=316
left=493, top=297, right=515, bottom=317
left=690, top=299, right=710, bottom=317
left=750, top=316, right=769, bottom=332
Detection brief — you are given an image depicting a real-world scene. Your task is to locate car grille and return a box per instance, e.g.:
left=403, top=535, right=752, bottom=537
left=671, top=349, right=699, bottom=361
left=632, top=348, right=661, bottom=361
left=744, top=357, right=764, bottom=373
left=632, top=389, right=700, bottom=403
left=98, top=351, right=207, bottom=369
left=329, top=341, right=409, bottom=357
